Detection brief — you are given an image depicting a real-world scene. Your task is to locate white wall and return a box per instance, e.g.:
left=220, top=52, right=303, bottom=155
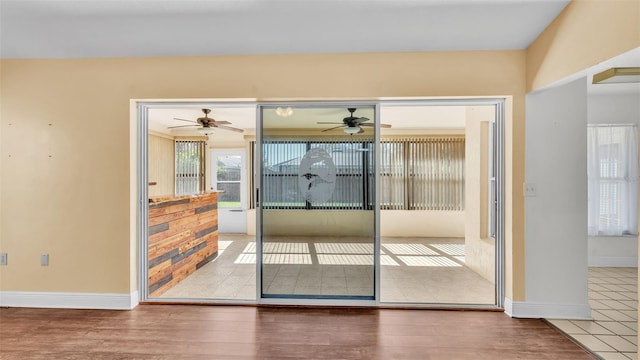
left=587, top=92, right=640, bottom=267
left=519, top=77, right=590, bottom=319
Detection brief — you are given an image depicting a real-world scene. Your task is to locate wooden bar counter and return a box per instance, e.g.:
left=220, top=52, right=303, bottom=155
left=147, top=192, right=219, bottom=297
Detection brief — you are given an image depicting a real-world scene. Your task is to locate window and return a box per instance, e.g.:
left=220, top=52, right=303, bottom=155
left=214, top=153, right=243, bottom=208
left=251, top=136, right=465, bottom=211
left=381, top=137, right=465, bottom=210
left=175, top=139, right=206, bottom=196
left=260, top=139, right=374, bottom=210
left=587, top=125, right=639, bottom=236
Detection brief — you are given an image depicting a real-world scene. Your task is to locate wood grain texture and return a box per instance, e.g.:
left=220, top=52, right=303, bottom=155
left=0, top=305, right=597, bottom=360
left=148, top=193, right=219, bottom=297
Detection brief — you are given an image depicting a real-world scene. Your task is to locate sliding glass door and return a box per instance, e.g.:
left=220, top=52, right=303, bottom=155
left=257, top=105, right=377, bottom=300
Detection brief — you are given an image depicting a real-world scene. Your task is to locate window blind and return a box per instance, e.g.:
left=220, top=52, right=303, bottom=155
left=381, top=138, right=465, bottom=210
left=260, top=138, right=374, bottom=210
left=175, top=139, right=206, bottom=196
left=251, top=137, right=465, bottom=211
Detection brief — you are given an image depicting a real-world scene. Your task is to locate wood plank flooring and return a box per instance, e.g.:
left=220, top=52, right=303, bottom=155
left=0, top=305, right=596, bottom=360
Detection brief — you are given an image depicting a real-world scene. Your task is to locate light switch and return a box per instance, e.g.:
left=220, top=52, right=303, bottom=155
left=41, top=254, right=49, bottom=266
left=0, top=253, right=7, bottom=266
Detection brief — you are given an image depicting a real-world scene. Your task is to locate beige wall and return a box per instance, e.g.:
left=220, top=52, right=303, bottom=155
left=380, top=211, right=464, bottom=238
left=248, top=210, right=464, bottom=238
left=527, top=0, right=640, bottom=92
left=0, top=51, right=525, bottom=297
left=263, top=210, right=374, bottom=237
left=464, top=106, right=495, bottom=283
left=148, top=133, right=174, bottom=197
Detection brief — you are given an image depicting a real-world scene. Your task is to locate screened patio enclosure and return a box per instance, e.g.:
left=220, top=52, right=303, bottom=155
left=142, top=100, right=503, bottom=307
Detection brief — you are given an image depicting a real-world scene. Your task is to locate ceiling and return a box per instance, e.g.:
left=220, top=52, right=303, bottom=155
left=148, top=104, right=473, bottom=140
left=4, top=0, right=635, bottom=137
left=0, top=0, right=570, bottom=59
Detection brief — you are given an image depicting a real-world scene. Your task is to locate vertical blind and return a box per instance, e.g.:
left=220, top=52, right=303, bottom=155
left=260, top=139, right=374, bottom=210
left=251, top=137, right=465, bottom=211
left=587, top=125, right=638, bottom=236
left=381, top=138, right=465, bottom=210
left=175, top=139, right=206, bottom=196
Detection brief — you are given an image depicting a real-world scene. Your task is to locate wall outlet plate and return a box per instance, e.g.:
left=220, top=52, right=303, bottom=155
left=41, top=254, right=49, bottom=266
left=0, top=253, right=7, bottom=266
left=523, top=182, right=537, bottom=197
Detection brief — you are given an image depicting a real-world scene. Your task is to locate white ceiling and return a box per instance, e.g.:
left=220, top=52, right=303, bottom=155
left=0, top=0, right=570, bottom=59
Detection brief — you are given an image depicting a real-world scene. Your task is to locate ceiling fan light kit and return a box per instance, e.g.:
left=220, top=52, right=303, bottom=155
left=275, top=107, right=293, bottom=117
left=344, top=126, right=362, bottom=135
left=197, top=127, right=215, bottom=135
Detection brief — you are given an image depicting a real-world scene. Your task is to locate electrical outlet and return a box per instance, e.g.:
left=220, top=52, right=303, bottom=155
left=0, top=253, right=7, bottom=266
left=523, top=183, right=537, bottom=197
left=41, top=254, right=49, bottom=266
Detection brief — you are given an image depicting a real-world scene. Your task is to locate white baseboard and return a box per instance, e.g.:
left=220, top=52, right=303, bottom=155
left=0, top=291, right=139, bottom=310
left=589, top=256, right=638, bottom=267
left=504, top=297, right=592, bottom=320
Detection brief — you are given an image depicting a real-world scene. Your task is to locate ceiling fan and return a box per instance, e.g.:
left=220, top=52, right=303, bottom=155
left=169, top=109, right=244, bottom=134
left=317, top=108, right=391, bottom=135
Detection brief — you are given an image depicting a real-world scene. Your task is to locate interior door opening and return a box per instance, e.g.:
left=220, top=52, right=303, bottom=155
left=213, top=150, right=247, bottom=234
left=138, top=98, right=504, bottom=308
left=258, top=104, right=377, bottom=301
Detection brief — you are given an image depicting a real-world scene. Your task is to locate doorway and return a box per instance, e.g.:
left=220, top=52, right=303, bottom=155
left=138, top=98, right=505, bottom=308
left=257, top=104, right=377, bottom=302
left=212, top=150, right=247, bottom=234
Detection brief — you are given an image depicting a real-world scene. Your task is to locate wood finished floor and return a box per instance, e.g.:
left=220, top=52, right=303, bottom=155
left=0, top=305, right=596, bottom=360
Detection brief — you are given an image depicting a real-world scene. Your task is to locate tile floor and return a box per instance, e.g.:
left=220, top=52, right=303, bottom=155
left=159, top=234, right=496, bottom=305
left=547, top=267, right=638, bottom=360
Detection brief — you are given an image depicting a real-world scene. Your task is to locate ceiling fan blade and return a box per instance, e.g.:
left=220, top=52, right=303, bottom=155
left=321, top=125, right=346, bottom=132
left=215, top=124, right=244, bottom=133
left=213, top=120, right=232, bottom=125
left=358, top=123, right=391, bottom=128
left=317, top=122, right=344, bottom=124
left=168, top=124, right=199, bottom=129
left=173, top=118, right=198, bottom=124
left=355, top=117, right=370, bottom=123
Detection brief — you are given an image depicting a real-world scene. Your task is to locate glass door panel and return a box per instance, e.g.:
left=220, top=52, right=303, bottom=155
left=378, top=103, right=498, bottom=305
left=259, top=105, right=376, bottom=299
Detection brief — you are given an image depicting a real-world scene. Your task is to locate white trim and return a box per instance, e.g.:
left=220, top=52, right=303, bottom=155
left=0, top=291, right=139, bottom=310
left=589, top=256, right=638, bottom=267
left=504, top=297, right=592, bottom=320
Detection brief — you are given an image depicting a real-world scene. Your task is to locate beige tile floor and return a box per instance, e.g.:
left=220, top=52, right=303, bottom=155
left=159, top=234, right=496, bottom=305
left=547, top=267, right=638, bottom=360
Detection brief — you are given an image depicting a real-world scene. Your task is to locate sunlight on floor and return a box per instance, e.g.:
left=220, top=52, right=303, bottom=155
left=158, top=235, right=496, bottom=305
left=398, top=256, right=462, bottom=267
left=233, top=242, right=467, bottom=267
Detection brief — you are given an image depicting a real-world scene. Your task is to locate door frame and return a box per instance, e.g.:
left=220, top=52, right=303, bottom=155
left=136, top=98, right=505, bottom=309
left=255, top=101, right=381, bottom=306
left=211, top=149, right=248, bottom=234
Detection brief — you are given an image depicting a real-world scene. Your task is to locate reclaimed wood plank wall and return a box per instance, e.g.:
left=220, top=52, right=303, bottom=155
left=148, top=193, right=219, bottom=297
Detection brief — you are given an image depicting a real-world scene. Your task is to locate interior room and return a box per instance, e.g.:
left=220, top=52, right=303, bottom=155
left=145, top=102, right=498, bottom=306
left=1, top=1, right=638, bottom=359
